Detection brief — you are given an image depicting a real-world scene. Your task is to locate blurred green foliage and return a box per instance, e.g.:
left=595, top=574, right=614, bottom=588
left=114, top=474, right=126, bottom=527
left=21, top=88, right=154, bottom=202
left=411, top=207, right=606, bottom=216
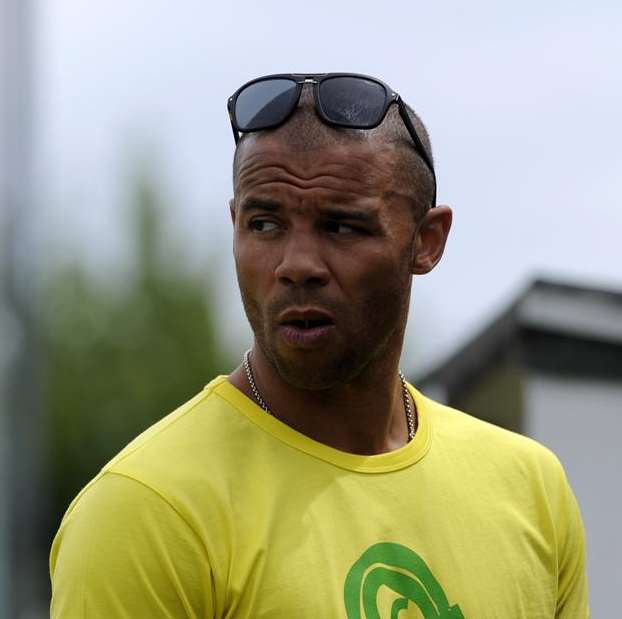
left=40, top=172, right=233, bottom=537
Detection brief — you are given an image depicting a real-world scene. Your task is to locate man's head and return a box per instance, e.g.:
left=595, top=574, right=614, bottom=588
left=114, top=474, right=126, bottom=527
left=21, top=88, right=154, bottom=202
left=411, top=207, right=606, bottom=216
left=229, top=82, right=452, bottom=390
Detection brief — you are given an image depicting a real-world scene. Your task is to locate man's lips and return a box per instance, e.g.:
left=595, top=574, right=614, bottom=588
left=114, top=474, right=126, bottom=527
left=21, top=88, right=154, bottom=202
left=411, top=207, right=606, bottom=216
left=277, top=307, right=336, bottom=349
left=278, top=307, right=335, bottom=328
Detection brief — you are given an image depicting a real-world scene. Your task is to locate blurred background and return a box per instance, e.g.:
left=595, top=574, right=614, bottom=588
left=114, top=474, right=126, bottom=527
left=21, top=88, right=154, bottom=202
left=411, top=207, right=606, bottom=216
left=1, top=0, right=620, bottom=616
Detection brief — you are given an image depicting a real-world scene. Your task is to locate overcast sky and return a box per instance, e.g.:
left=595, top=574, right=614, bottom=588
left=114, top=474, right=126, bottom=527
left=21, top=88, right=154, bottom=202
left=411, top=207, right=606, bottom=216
left=36, top=0, right=622, bottom=374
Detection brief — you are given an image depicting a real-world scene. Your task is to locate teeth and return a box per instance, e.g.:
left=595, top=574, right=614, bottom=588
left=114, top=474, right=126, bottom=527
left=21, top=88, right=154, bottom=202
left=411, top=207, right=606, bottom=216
left=304, top=320, right=310, bottom=329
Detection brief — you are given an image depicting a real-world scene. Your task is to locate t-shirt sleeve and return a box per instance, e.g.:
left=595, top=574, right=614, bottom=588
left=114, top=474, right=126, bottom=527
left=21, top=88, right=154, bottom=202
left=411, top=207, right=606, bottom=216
left=50, top=471, right=215, bottom=618
left=553, top=463, right=590, bottom=618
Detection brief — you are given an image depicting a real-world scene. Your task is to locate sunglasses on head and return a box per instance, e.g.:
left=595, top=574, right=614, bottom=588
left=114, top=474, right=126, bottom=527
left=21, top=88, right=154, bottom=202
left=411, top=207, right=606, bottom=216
left=227, top=73, right=437, bottom=209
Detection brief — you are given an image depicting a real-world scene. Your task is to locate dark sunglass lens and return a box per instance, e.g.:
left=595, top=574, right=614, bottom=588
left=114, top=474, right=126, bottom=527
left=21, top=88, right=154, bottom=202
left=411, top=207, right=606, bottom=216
left=319, top=77, right=387, bottom=126
left=235, top=79, right=298, bottom=131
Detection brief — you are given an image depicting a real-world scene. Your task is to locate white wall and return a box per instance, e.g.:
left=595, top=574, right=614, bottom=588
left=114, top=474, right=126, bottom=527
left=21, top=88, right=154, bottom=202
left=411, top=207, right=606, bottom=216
left=524, top=374, right=622, bottom=616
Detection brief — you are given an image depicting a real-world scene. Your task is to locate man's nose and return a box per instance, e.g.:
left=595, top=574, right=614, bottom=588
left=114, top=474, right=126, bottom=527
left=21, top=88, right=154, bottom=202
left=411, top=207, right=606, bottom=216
left=274, top=233, right=330, bottom=288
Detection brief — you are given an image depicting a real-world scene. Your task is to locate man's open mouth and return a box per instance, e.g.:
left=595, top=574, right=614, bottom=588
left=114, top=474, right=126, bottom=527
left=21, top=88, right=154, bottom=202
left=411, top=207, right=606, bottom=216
left=283, top=318, right=333, bottom=330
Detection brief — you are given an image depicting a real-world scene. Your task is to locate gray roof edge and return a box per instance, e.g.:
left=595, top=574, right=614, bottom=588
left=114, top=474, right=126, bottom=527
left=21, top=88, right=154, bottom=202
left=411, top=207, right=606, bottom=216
left=415, top=275, right=622, bottom=387
left=528, top=276, right=622, bottom=304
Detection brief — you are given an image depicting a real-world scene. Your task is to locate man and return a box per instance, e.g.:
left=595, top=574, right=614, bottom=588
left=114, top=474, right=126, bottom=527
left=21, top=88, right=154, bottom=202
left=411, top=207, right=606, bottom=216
left=50, top=73, right=589, bottom=617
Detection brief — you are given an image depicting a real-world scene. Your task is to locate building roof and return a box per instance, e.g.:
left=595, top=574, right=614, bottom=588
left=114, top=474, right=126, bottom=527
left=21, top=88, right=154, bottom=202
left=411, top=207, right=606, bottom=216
left=417, top=277, right=622, bottom=390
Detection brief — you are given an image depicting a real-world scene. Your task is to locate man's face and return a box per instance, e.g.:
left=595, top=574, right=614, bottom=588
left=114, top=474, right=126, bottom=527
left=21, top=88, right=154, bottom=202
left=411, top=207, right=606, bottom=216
left=231, top=132, right=420, bottom=390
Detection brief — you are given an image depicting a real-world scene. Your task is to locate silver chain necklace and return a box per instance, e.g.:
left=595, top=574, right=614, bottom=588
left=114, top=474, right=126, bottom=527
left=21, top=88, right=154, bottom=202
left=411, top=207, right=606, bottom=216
left=243, top=349, right=417, bottom=442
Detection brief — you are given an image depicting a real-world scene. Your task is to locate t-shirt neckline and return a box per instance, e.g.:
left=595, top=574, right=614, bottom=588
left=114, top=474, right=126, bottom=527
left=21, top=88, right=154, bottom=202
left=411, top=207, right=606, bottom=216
left=211, top=376, right=433, bottom=474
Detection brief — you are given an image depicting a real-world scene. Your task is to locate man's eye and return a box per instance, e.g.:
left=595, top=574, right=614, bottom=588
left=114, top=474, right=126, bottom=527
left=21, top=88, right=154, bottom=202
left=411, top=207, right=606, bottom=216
left=250, top=219, right=279, bottom=232
left=325, top=221, right=357, bottom=235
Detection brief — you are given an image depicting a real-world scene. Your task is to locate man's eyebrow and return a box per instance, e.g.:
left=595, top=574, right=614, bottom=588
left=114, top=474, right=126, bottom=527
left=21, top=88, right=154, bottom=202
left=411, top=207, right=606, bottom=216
left=321, top=207, right=378, bottom=223
left=238, top=200, right=379, bottom=223
left=238, top=199, right=281, bottom=214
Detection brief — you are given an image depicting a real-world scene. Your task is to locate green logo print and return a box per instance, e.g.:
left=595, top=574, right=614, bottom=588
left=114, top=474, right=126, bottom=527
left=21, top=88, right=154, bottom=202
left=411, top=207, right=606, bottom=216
left=344, top=542, right=465, bottom=619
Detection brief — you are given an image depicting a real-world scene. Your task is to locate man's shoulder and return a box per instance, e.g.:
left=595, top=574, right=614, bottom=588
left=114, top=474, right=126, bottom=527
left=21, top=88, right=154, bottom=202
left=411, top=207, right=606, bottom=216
left=53, top=377, right=245, bottom=578
left=420, top=391, right=566, bottom=482
left=83, top=375, right=250, bottom=501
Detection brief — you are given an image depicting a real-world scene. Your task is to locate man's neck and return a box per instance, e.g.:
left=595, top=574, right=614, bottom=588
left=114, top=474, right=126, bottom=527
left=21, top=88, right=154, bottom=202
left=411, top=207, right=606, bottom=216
left=227, top=347, right=412, bottom=455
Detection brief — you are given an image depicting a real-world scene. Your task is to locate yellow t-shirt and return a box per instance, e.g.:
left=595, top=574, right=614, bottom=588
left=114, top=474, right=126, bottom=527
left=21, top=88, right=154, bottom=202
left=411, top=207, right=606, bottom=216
left=50, top=376, right=589, bottom=618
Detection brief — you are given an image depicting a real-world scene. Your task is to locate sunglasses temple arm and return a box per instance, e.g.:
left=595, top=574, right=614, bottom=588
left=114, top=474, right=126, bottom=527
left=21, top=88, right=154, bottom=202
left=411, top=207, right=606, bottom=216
left=230, top=121, right=240, bottom=145
left=397, top=99, right=437, bottom=208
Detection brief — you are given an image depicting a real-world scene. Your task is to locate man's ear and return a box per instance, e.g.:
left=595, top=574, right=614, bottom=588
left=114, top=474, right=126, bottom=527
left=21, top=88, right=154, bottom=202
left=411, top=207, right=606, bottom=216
left=411, top=206, right=452, bottom=274
left=229, top=199, right=236, bottom=226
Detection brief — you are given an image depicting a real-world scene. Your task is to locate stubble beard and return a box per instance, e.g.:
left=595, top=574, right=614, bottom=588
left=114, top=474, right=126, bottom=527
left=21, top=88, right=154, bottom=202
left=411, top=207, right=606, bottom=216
left=238, top=273, right=412, bottom=393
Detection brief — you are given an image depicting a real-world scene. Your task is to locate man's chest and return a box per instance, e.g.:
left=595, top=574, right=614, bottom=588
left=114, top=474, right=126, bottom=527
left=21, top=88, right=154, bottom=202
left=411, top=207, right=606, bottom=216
left=217, top=478, right=557, bottom=618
